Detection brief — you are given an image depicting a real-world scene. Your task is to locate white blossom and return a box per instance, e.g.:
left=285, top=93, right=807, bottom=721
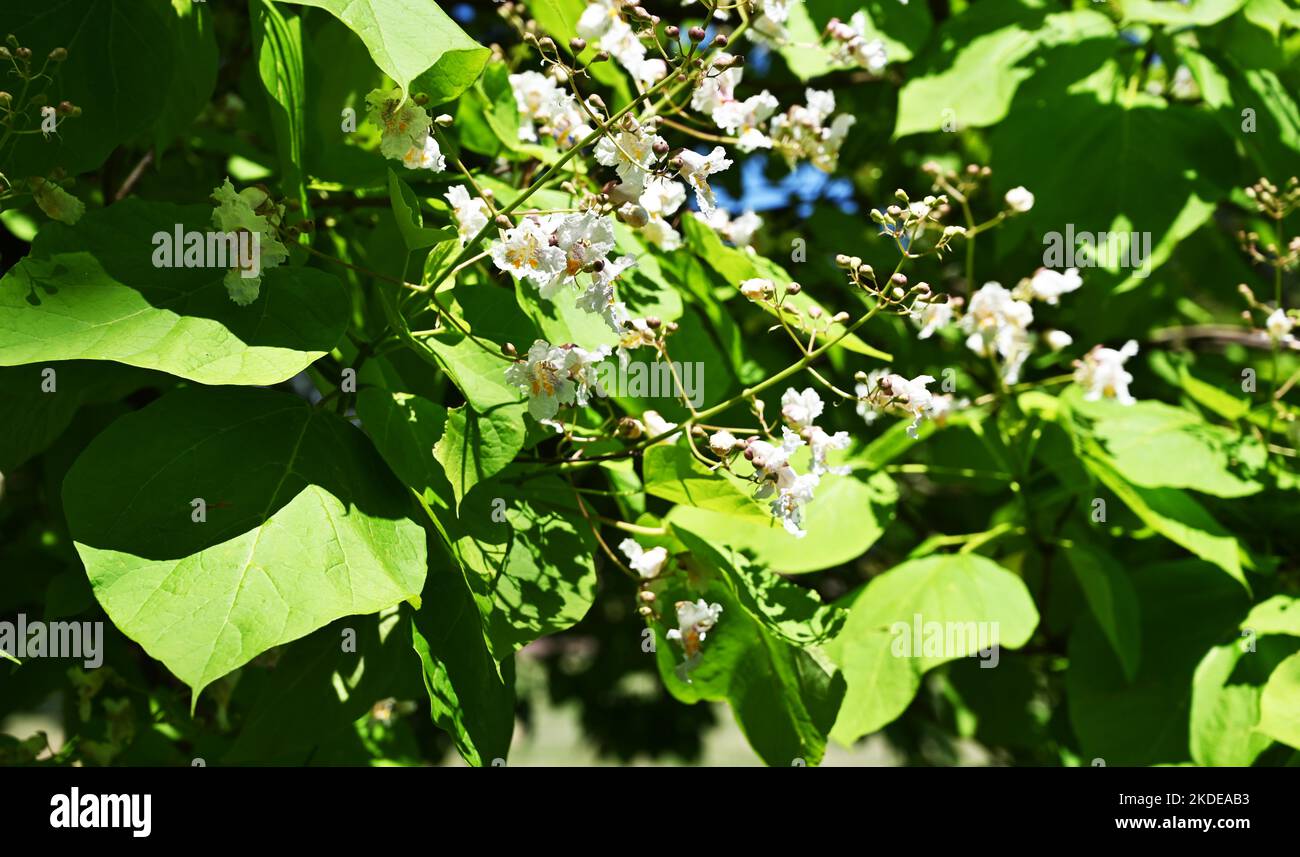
left=826, top=13, right=889, bottom=73
left=676, top=146, right=733, bottom=217
left=1022, top=267, right=1082, bottom=305
left=708, top=430, right=741, bottom=456
left=1075, top=341, right=1139, bottom=405
left=445, top=186, right=491, bottom=247
left=770, top=472, right=820, bottom=537
left=490, top=218, right=567, bottom=286
left=666, top=599, right=723, bottom=656
left=1004, top=186, right=1035, bottom=213
left=697, top=208, right=763, bottom=246
left=643, top=409, right=680, bottom=442
left=1266, top=308, right=1294, bottom=343
left=780, top=387, right=824, bottom=430
left=595, top=118, right=665, bottom=197
left=638, top=177, right=686, bottom=250
left=740, top=277, right=774, bottom=301
left=883, top=373, right=938, bottom=438
left=961, top=282, right=1034, bottom=384
left=619, top=538, right=668, bottom=580
left=912, top=297, right=955, bottom=339
left=1044, top=329, right=1074, bottom=352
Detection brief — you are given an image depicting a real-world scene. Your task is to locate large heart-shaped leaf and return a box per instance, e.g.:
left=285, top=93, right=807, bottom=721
left=826, top=553, right=1039, bottom=744
left=62, top=386, right=428, bottom=704
left=0, top=200, right=348, bottom=386
left=279, top=0, right=489, bottom=102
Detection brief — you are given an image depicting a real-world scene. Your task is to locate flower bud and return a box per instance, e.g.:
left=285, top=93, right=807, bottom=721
left=538, top=37, right=556, bottom=52
left=786, top=282, right=801, bottom=295
left=495, top=214, right=513, bottom=229
left=49, top=47, right=67, bottom=62
left=688, top=26, right=706, bottom=42
left=891, top=272, right=908, bottom=287
left=638, top=605, right=654, bottom=617
left=435, top=113, right=454, bottom=126
left=502, top=342, right=518, bottom=357
left=413, top=93, right=430, bottom=105
left=665, top=25, right=680, bottom=38
left=652, top=138, right=669, bottom=156
left=617, top=203, right=650, bottom=228
left=16, top=47, right=31, bottom=61
left=570, top=37, right=587, bottom=53
left=639, top=590, right=656, bottom=603
left=835, top=254, right=851, bottom=268
left=593, top=50, right=610, bottom=63
left=665, top=321, right=679, bottom=333
left=646, top=316, right=662, bottom=329
left=713, top=34, right=728, bottom=47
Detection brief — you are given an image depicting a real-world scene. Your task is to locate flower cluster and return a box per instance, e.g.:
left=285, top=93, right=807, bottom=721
left=504, top=339, right=611, bottom=421
left=509, top=70, right=593, bottom=148
left=210, top=178, right=290, bottom=305
left=825, top=14, right=888, bottom=73
left=577, top=1, right=666, bottom=84
left=666, top=599, right=723, bottom=658
left=488, top=209, right=636, bottom=333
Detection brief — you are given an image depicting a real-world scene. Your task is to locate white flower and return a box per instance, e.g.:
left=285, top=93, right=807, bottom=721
left=751, top=0, right=796, bottom=40
left=961, top=282, right=1035, bottom=383
left=445, top=186, right=491, bottom=247
left=697, top=209, right=763, bottom=246
left=1005, top=186, right=1035, bottom=213
left=769, top=89, right=855, bottom=172
left=366, top=88, right=431, bottom=161
left=553, top=211, right=616, bottom=285
left=708, top=430, right=740, bottom=457
left=594, top=118, right=665, bottom=197
left=807, top=427, right=850, bottom=476
left=712, top=91, right=779, bottom=152
left=1044, top=329, right=1074, bottom=352
left=826, top=13, right=889, bottom=73
left=676, top=146, right=733, bottom=217
left=1023, top=267, right=1082, bottom=305
left=1075, top=340, right=1139, bottom=405
left=855, top=370, right=890, bottom=425
left=619, top=538, right=668, bottom=580
left=490, top=218, right=567, bottom=286
left=883, top=373, right=937, bottom=438
left=401, top=134, right=445, bottom=171
left=749, top=428, right=806, bottom=495
left=638, top=177, right=686, bottom=250
left=740, top=277, right=774, bottom=302
left=781, top=387, right=824, bottom=430
left=1266, top=308, right=1294, bottom=343
left=576, top=255, right=635, bottom=332
left=643, top=409, right=680, bottom=442
left=691, top=53, right=743, bottom=117
left=506, top=340, right=577, bottom=420
left=666, top=599, right=724, bottom=656
left=770, top=472, right=820, bottom=537
left=912, top=298, right=955, bottom=339
left=509, top=70, right=592, bottom=147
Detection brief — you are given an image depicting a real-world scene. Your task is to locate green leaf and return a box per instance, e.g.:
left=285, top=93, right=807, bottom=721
left=62, top=386, right=428, bottom=703
left=992, top=87, right=1237, bottom=292
left=410, top=558, right=515, bottom=766
left=667, top=472, right=897, bottom=574
left=1069, top=394, right=1265, bottom=498
left=1083, top=449, right=1250, bottom=590
left=4, top=0, right=176, bottom=177
left=1068, top=559, right=1248, bottom=766
left=434, top=402, right=528, bottom=509
left=1189, top=634, right=1299, bottom=766
left=652, top=568, right=845, bottom=766
left=643, top=442, right=772, bottom=522
left=1258, top=652, right=1300, bottom=750
left=279, top=0, right=489, bottom=102
left=252, top=0, right=311, bottom=212
left=387, top=168, right=454, bottom=250
left=673, top=525, right=846, bottom=645
left=826, top=554, right=1039, bottom=744
left=154, top=0, right=219, bottom=152
left=1064, top=545, right=1141, bottom=683
left=1118, top=0, right=1247, bottom=26
left=0, top=200, right=348, bottom=386
left=225, top=610, right=413, bottom=763
left=894, top=2, right=1115, bottom=136
left=0, top=362, right=165, bottom=472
